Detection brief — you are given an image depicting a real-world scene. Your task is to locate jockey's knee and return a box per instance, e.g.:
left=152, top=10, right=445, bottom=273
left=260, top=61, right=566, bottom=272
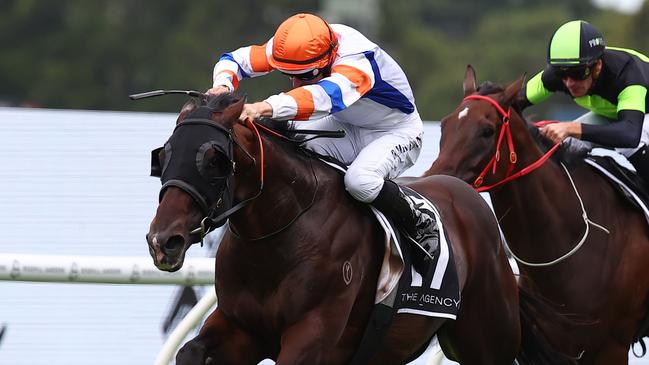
left=344, top=167, right=384, bottom=203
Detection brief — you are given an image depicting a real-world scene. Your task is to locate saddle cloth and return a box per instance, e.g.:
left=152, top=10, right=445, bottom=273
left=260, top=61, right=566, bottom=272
left=584, top=154, right=649, bottom=224
left=318, top=157, right=460, bottom=319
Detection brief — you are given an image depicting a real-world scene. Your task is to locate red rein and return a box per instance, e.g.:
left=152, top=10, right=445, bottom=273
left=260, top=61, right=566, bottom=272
left=462, top=95, right=561, bottom=192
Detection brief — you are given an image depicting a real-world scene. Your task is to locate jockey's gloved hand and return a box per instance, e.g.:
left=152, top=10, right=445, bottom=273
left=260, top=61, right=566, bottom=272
left=239, top=102, right=273, bottom=123
left=206, top=85, right=232, bottom=96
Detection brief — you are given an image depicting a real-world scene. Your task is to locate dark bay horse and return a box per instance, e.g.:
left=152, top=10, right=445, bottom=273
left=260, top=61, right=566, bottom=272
left=145, top=93, right=567, bottom=364
left=427, top=65, right=649, bottom=364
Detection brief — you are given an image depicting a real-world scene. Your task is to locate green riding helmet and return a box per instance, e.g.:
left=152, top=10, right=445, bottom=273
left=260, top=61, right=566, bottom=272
left=548, top=20, right=605, bottom=66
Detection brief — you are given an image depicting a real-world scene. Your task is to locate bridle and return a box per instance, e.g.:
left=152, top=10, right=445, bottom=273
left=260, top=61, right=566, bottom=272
left=463, top=94, right=562, bottom=192
left=130, top=90, right=343, bottom=243
left=191, top=119, right=344, bottom=242
left=463, top=94, right=609, bottom=267
left=188, top=118, right=265, bottom=241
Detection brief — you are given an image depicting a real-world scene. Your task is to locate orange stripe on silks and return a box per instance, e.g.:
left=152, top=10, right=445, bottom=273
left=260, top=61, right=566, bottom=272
left=216, top=70, right=239, bottom=90
left=286, top=87, right=315, bottom=120
left=332, top=64, right=372, bottom=96
left=250, top=44, right=272, bottom=72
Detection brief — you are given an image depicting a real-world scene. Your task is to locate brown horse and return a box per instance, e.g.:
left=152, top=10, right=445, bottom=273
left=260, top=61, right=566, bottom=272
left=144, top=92, right=568, bottom=364
left=427, top=65, right=649, bottom=364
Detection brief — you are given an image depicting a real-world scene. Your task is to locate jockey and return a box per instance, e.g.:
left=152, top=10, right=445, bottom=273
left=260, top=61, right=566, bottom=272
left=207, top=13, right=438, bottom=255
left=518, top=20, right=649, bottom=185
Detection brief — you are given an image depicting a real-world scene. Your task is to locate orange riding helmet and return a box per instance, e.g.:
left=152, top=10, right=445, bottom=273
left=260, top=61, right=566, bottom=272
left=268, top=13, right=339, bottom=74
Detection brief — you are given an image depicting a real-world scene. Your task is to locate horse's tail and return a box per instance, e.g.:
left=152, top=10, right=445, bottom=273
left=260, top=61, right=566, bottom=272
left=516, top=285, right=581, bottom=365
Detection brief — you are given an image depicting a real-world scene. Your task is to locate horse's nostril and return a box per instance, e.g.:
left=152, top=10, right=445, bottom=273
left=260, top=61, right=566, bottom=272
left=163, top=234, right=185, bottom=254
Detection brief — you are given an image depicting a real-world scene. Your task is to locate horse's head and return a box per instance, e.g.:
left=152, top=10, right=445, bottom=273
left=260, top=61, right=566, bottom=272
left=146, top=93, right=247, bottom=271
left=429, top=65, right=530, bottom=189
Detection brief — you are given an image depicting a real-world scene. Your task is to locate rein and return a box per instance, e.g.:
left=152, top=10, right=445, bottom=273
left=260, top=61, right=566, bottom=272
left=463, top=95, right=561, bottom=192
left=503, top=162, right=610, bottom=267
left=464, top=94, right=609, bottom=266
left=190, top=119, right=265, bottom=240
left=192, top=119, right=323, bottom=242
left=128, top=89, right=342, bottom=243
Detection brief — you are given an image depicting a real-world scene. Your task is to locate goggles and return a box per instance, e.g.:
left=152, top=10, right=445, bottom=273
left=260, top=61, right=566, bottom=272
left=553, top=64, right=593, bottom=80
left=281, top=68, right=323, bottom=81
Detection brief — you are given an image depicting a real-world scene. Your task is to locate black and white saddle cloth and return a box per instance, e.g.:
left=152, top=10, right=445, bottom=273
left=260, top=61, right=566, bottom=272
left=316, top=156, right=461, bottom=319
left=585, top=154, right=649, bottom=223
left=391, top=186, right=460, bottom=319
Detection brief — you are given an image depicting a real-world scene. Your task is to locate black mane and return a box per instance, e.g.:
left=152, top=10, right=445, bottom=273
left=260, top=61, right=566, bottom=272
left=204, top=93, right=300, bottom=140
left=205, top=92, right=242, bottom=111
left=256, top=118, right=301, bottom=141
left=477, top=81, right=504, bottom=96
left=202, top=93, right=319, bottom=157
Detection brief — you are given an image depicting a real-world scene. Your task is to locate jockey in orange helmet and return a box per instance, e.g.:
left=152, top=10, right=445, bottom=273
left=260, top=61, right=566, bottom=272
left=208, top=13, right=438, bottom=256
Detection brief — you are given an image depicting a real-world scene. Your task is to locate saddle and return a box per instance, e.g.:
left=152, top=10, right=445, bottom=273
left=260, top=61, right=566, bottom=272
left=584, top=154, right=649, bottom=222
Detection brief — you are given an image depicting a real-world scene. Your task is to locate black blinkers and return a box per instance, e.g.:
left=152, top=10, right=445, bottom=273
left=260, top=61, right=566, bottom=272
left=150, top=114, right=235, bottom=228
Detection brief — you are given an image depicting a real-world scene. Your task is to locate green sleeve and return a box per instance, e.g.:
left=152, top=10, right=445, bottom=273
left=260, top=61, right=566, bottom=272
left=618, top=84, right=647, bottom=113
left=525, top=71, right=553, bottom=105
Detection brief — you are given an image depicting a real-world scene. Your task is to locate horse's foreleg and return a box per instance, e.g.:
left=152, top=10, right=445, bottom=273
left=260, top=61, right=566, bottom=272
left=176, top=308, right=266, bottom=365
left=275, top=309, right=354, bottom=365
left=368, top=314, right=443, bottom=365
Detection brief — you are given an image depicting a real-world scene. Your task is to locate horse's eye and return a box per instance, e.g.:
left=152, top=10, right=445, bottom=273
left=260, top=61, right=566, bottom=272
left=208, top=153, right=228, bottom=169
left=481, top=127, right=495, bottom=138
left=201, top=150, right=232, bottom=179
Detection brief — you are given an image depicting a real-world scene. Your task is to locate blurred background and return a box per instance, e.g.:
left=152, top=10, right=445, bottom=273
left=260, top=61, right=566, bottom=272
left=1, top=0, right=648, bottom=364
left=1, top=0, right=647, bottom=120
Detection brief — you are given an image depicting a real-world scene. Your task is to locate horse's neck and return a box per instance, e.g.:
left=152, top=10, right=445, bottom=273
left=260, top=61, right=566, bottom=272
left=490, top=121, right=590, bottom=260
left=230, top=141, right=334, bottom=241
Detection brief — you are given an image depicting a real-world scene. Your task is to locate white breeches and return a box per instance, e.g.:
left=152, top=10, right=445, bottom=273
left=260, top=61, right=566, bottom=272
left=293, top=110, right=423, bottom=202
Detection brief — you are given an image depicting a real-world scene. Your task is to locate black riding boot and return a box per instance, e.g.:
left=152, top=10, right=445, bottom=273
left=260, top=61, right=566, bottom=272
left=629, top=145, right=649, bottom=190
left=372, top=180, right=439, bottom=266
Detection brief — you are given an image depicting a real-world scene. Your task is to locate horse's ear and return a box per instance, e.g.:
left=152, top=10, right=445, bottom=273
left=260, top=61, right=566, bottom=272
left=177, top=99, right=199, bottom=124
left=463, top=65, right=477, bottom=97
left=220, top=96, right=246, bottom=128
left=503, top=73, right=526, bottom=106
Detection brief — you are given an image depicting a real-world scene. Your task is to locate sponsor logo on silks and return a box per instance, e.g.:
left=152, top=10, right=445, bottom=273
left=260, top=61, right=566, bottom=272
left=589, top=37, right=604, bottom=47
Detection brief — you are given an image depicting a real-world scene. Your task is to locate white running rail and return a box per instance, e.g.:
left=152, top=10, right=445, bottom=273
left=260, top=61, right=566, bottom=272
left=0, top=253, right=217, bottom=365
left=154, top=289, right=218, bottom=365
left=0, top=253, right=214, bottom=285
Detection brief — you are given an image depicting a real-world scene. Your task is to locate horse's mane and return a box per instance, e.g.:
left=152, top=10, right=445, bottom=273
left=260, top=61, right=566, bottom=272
left=205, top=92, right=242, bottom=111
left=476, top=81, right=504, bottom=96
left=476, top=81, right=586, bottom=166
left=202, top=94, right=344, bottom=166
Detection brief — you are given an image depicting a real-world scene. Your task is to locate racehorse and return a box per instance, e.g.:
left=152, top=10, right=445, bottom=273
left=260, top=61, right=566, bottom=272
left=427, top=65, right=649, bottom=364
left=144, top=92, right=570, bottom=364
